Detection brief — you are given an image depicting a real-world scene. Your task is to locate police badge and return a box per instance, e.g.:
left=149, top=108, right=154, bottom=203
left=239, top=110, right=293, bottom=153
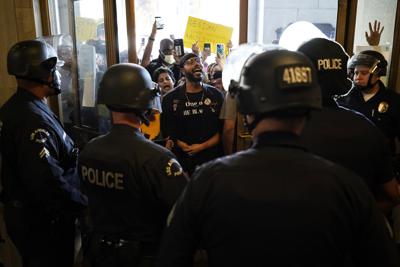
left=378, top=101, right=389, bottom=113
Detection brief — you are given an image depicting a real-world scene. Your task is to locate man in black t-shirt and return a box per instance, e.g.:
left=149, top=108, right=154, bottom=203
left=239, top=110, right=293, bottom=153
left=161, top=53, right=224, bottom=175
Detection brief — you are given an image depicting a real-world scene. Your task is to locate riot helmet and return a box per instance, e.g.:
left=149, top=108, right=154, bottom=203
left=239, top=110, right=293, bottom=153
left=231, top=48, right=321, bottom=119
left=97, top=63, right=160, bottom=125
left=7, top=39, right=62, bottom=94
left=297, top=38, right=351, bottom=100
left=347, top=50, right=387, bottom=91
left=359, top=50, right=387, bottom=76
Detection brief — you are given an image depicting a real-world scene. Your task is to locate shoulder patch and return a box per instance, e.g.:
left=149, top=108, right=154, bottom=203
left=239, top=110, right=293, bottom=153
left=165, top=158, right=183, bottom=177
left=39, top=147, right=50, bottom=159
left=30, top=128, right=50, bottom=144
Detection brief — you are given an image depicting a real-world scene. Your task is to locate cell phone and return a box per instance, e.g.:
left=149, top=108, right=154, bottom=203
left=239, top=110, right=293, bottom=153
left=155, top=16, right=164, bottom=30
left=174, top=39, right=184, bottom=57
left=216, top=43, right=225, bottom=56
left=203, top=43, right=211, bottom=53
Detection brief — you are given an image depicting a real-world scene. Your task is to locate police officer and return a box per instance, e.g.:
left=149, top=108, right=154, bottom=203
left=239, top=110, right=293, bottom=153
left=78, top=63, right=187, bottom=267
left=297, top=38, right=400, bottom=212
left=0, top=39, right=87, bottom=267
left=337, top=50, right=400, bottom=156
left=155, top=48, right=398, bottom=266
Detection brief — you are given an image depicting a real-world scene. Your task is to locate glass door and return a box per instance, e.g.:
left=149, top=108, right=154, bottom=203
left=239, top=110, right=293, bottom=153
left=73, top=0, right=110, bottom=133
left=46, top=0, right=76, bottom=133
left=352, top=0, right=398, bottom=86
left=247, top=0, right=338, bottom=48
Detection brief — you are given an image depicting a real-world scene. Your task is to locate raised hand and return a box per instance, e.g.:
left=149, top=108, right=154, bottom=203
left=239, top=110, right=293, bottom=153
left=365, top=20, right=384, bottom=46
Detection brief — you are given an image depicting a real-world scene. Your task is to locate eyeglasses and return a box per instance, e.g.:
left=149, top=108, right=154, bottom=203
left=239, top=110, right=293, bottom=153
left=184, top=57, right=201, bottom=65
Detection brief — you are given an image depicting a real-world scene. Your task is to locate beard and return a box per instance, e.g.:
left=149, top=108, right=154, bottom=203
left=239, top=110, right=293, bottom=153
left=185, top=71, right=202, bottom=83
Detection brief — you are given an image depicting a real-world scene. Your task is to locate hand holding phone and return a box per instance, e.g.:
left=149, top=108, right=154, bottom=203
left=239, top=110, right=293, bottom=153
left=174, top=39, right=184, bottom=57
left=216, top=43, right=225, bottom=57
left=155, top=16, right=164, bottom=30
left=203, top=43, right=211, bottom=56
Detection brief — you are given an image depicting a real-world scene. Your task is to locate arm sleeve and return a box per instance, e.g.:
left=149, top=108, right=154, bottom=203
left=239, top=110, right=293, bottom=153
left=376, top=128, right=395, bottom=184
left=155, top=178, right=200, bottom=267
left=17, top=122, right=87, bottom=212
left=144, top=151, right=188, bottom=210
left=347, top=170, right=399, bottom=266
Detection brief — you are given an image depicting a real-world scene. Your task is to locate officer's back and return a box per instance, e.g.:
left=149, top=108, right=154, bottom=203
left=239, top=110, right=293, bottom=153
left=297, top=38, right=397, bottom=199
left=80, top=127, right=180, bottom=241
left=156, top=48, right=398, bottom=267
left=79, top=63, right=187, bottom=267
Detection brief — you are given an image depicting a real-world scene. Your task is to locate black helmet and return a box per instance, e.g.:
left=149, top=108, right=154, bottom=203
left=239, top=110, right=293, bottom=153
left=359, top=50, right=387, bottom=76
left=297, top=38, right=351, bottom=99
left=233, top=48, right=321, bottom=116
left=7, top=39, right=61, bottom=92
left=348, top=50, right=387, bottom=76
left=97, top=63, right=160, bottom=123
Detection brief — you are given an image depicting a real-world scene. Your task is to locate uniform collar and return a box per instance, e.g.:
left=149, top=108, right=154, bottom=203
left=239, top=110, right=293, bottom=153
left=323, top=97, right=339, bottom=108
left=349, top=80, right=386, bottom=101
left=253, top=131, right=307, bottom=151
left=111, top=124, right=143, bottom=136
left=17, top=87, right=43, bottom=101
left=17, top=87, right=52, bottom=114
left=374, top=81, right=386, bottom=96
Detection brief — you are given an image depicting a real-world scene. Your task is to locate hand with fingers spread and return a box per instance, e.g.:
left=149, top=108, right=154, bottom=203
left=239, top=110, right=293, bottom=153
left=192, top=40, right=200, bottom=56
left=365, top=20, right=384, bottom=46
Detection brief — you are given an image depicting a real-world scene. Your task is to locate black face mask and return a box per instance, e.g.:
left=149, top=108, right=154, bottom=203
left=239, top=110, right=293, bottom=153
left=48, top=69, right=62, bottom=94
left=50, top=70, right=61, bottom=94
left=18, top=69, right=62, bottom=95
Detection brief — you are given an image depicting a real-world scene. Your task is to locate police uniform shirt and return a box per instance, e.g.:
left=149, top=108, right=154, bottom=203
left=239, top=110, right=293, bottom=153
left=161, top=83, right=224, bottom=172
left=337, top=81, right=400, bottom=154
left=302, top=99, right=394, bottom=194
left=156, top=131, right=398, bottom=267
left=0, top=88, right=87, bottom=211
left=79, top=124, right=187, bottom=243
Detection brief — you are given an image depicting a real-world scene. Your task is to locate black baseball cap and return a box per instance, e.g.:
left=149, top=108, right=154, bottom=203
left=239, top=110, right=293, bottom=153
left=179, top=53, right=199, bottom=67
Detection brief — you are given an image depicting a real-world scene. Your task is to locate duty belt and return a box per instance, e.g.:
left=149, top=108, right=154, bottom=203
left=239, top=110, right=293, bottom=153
left=5, top=200, right=24, bottom=208
left=100, top=236, right=140, bottom=248
left=95, top=234, right=157, bottom=254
